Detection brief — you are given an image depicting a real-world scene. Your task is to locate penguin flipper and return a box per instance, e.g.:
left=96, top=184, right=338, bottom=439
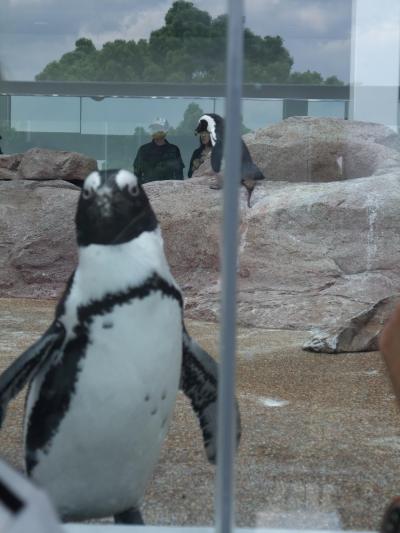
left=211, top=140, right=223, bottom=173
left=0, top=320, right=65, bottom=427
left=241, top=141, right=266, bottom=181
left=180, top=325, right=241, bottom=464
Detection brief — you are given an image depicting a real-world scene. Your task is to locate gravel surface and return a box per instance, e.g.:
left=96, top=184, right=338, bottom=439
left=1, top=298, right=399, bottom=530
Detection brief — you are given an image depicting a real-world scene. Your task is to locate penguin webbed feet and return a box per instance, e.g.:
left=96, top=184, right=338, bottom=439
left=246, top=187, right=253, bottom=208
left=241, top=179, right=255, bottom=208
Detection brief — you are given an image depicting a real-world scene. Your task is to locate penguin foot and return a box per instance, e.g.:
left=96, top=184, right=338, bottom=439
left=114, top=507, right=144, bottom=525
left=246, top=191, right=253, bottom=208
left=242, top=180, right=255, bottom=208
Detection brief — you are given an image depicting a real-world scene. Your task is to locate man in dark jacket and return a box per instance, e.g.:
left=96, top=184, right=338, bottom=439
left=133, top=118, right=184, bottom=184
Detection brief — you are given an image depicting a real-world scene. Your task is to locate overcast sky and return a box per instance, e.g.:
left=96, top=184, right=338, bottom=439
left=0, top=0, right=352, bottom=82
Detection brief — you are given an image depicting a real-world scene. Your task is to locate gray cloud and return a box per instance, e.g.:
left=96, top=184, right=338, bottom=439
left=0, top=0, right=351, bottom=81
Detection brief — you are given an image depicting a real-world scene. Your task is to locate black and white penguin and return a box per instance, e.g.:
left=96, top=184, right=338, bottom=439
left=195, top=113, right=266, bottom=207
left=0, top=169, right=240, bottom=524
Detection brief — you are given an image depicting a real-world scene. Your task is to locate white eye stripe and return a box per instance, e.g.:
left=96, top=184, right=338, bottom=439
left=84, top=171, right=101, bottom=192
left=198, top=115, right=217, bottom=146
left=115, top=170, right=138, bottom=190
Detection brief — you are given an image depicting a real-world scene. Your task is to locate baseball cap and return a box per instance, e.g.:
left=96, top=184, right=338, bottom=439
left=148, top=117, right=170, bottom=134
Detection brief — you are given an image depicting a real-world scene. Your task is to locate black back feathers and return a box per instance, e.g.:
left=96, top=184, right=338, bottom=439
left=196, top=113, right=266, bottom=206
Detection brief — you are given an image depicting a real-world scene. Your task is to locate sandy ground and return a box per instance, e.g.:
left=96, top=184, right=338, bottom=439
left=1, top=297, right=400, bottom=530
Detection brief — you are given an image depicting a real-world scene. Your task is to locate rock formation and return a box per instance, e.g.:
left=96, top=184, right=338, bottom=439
left=303, top=296, right=399, bottom=353
left=1, top=119, right=400, bottom=352
left=0, top=179, right=78, bottom=298
left=244, top=116, right=400, bottom=182
left=0, top=148, right=97, bottom=183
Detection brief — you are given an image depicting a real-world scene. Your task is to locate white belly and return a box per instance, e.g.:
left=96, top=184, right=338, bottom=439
left=26, top=292, right=182, bottom=520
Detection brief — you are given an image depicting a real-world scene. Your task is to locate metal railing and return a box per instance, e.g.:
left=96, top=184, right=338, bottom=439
left=0, top=80, right=351, bottom=99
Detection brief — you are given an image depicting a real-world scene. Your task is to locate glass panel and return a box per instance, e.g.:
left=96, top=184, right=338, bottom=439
left=307, top=100, right=347, bottom=119
left=1, top=0, right=400, bottom=531
left=242, top=99, right=284, bottom=130
left=80, top=96, right=215, bottom=170
left=81, top=97, right=216, bottom=135
left=1, top=0, right=231, bottom=529
left=11, top=96, right=80, bottom=133
left=234, top=1, right=400, bottom=532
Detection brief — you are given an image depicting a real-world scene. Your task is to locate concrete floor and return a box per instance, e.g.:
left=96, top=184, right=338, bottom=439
left=0, top=298, right=400, bottom=530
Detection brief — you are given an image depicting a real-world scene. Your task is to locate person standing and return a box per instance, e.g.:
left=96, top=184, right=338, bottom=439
left=133, top=118, right=184, bottom=184
left=187, top=131, right=212, bottom=178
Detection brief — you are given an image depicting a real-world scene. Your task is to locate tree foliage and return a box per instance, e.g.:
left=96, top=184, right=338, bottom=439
left=170, top=103, right=205, bottom=135
left=36, top=1, right=343, bottom=85
left=288, top=70, right=344, bottom=86
left=168, top=102, right=250, bottom=136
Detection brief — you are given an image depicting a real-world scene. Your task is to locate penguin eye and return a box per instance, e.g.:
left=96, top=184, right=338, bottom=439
left=82, top=188, right=94, bottom=200
left=127, top=184, right=140, bottom=197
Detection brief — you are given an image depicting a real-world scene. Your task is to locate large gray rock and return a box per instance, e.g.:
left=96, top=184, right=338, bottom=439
left=303, top=296, right=399, bottom=353
left=0, top=154, right=23, bottom=180
left=1, top=118, right=400, bottom=352
left=17, top=148, right=97, bottom=182
left=244, top=117, right=400, bottom=182
left=0, top=154, right=23, bottom=171
left=0, top=168, right=18, bottom=181
left=146, top=172, right=400, bottom=333
left=0, top=180, right=78, bottom=298
left=2, top=172, right=400, bottom=339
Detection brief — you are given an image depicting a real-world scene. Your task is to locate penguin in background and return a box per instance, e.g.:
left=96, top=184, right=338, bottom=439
left=195, top=113, right=266, bottom=207
left=0, top=169, right=241, bottom=525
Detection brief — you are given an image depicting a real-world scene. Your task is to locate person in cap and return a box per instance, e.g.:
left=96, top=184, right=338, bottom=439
left=133, top=118, right=184, bottom=184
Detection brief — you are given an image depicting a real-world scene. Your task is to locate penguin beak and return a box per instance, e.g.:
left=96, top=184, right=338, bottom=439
left=96, top=188, right=113, bottom=217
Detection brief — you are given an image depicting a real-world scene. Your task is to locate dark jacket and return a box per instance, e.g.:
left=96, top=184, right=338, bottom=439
left=133, top=140, right=184, bottom=184
left=188, top=141, right=212, bottom=178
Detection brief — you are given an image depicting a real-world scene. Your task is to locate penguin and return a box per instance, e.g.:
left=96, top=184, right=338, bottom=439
left=0, top=169, right=241, bottom=524
left=195, top=113, right=266, bottom=207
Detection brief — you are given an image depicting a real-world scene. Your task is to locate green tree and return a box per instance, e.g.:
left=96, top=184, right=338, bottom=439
left=171, top=102, right=205, bottom=135
left=289, top=70, right=324, bottom=84
left=171, top=103, right=251, bottom=135
left=133, top=126, right=147, bottom=137
left=37, top=38, right=98, bottom=81
left=35, top=1, right=343, bottom=86
left=324, top=75, right=345, bottom=86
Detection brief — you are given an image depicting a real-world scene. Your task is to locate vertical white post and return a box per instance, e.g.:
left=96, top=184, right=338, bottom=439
left=215, top=1, right=243, bottom=533
left=350, top=0, right=400, bottom=131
